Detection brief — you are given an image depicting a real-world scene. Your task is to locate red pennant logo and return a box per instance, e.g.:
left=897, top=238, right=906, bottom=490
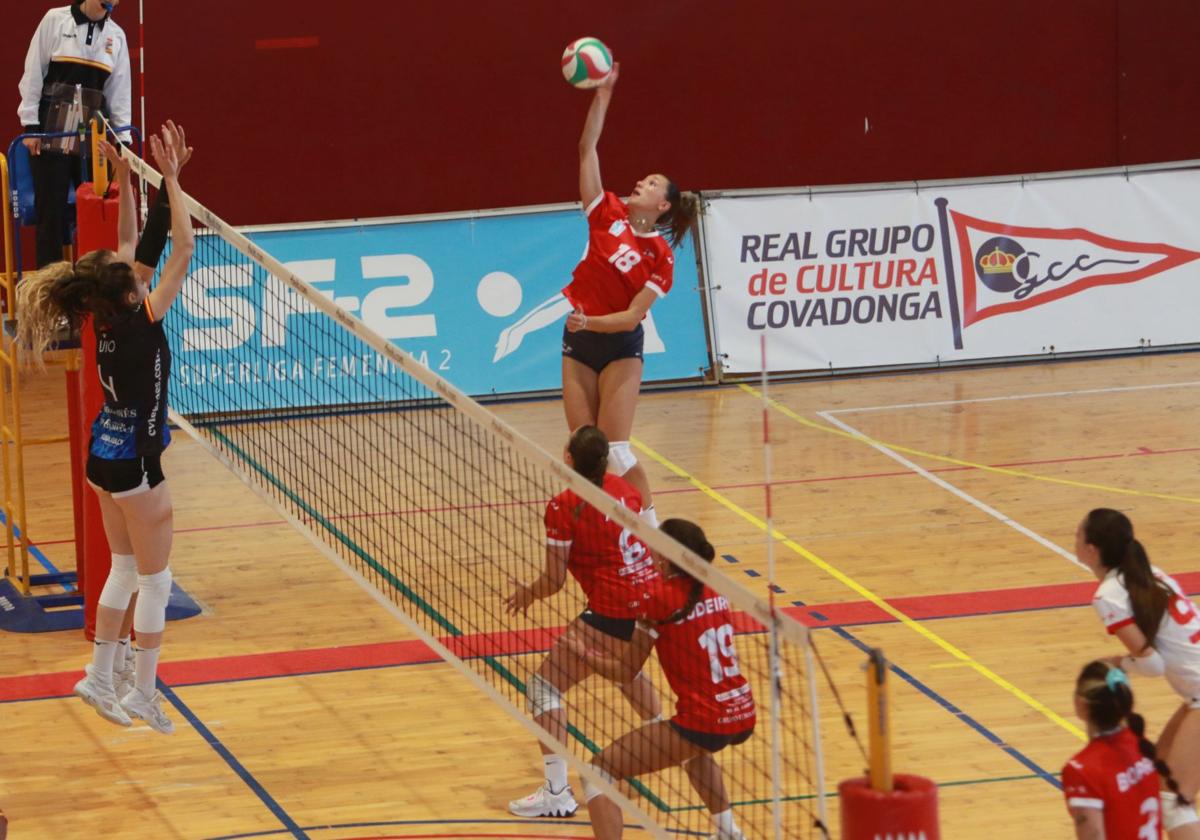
left=948, top=210, right=1200, bottom=327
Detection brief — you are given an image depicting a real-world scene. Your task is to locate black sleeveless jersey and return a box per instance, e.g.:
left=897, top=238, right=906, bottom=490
left=89, top=303, right=172, bottom=459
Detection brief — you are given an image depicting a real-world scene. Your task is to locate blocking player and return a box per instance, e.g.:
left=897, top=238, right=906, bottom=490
left=505, top=426, right=663, bottom=818
left=561, top=62, right=699, bottom=528
left=17, top=122, right=194, bottom=734
left=1078, top=508, right=1200, bottom=838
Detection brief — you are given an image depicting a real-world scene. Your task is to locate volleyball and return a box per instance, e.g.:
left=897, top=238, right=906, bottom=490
left=561, top=37, right=613, bottom=89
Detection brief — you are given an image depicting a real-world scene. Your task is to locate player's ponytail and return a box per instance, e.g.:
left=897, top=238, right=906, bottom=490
left=656, top=518, right=714, bottom=625
left=568, top=425, right=609, bottom=487
left=1075, top=660, right=1190, bottom=806
left=15, top=261, right=82, bottom=363
left=1084, top=508, right=1170, bottom=645
left=657, top=180, right=699, bottom=249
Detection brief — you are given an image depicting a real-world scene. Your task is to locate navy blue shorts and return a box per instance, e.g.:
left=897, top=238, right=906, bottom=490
left=562, top=324, right=644, bottom=374
left=86, top=453, right=165, bottom=497
left=670, top=721, right=755, bottom=753
left=579, top=608, right=637, bottom=642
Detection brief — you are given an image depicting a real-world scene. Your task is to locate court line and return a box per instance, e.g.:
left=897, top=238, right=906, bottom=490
left=630, top=436, right=1088, bottom=741
left=741, top=384, right=1200, bottom=506
left=206, top=818, right=705, bottom=840
left=827, top=625, right=1060, bottom=789
left=824, top=379, right=1200, bottom=415
left=814, top=409, right=1084, bottom=570
left=16, top=574, right=1200, bottom=705
left=159, top=681, right=307, bottom=839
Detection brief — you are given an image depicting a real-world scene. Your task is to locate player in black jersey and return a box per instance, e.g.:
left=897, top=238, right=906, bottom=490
left=17, top=122, right=193, bottom=733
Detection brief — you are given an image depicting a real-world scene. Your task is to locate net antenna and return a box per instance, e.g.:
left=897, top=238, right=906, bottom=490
left=112, top=135, right=829, bottom=838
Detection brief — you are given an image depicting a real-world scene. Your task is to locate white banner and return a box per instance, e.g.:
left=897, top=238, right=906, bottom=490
left=703, top=168, right=1200, bottom=373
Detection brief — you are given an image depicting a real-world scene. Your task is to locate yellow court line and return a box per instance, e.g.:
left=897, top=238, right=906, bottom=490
left=738, top=383, right=1200, bottom=506
left=631, top=435, right=1087, bottom=742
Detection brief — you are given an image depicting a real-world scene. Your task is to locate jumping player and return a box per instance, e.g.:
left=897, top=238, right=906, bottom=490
left=1077, top=508, right=1200, bottom=838
left=1064, top=660, right=1182, bottom=839
left=505, top=426, right=663, bottom=818
left=17, top=122, right=194, bottom=734
left=569, top=518, right=752, bottom=840
left=561, top=63, right=699, bottom=528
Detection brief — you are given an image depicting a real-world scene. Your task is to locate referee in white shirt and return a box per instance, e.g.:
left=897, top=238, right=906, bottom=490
left=17, top=1, right=131, bottom=267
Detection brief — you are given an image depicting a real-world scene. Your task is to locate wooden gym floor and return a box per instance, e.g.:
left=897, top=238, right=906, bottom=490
left=2, top=351, right=1199, bottom=838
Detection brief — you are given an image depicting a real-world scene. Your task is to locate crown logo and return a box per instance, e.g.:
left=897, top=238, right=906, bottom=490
left=979, top=247, right=1016, bottom=274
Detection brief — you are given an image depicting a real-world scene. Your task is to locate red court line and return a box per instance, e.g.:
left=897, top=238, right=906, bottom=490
left=255, top=36, right=320, bottom=51
left=7, top=573, right=1199, bottom=704
left=18, top=445, right=1192, bottom=555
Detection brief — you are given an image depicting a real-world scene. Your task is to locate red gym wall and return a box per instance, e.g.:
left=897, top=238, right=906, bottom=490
left=7, top=2, right=1200, bottom=226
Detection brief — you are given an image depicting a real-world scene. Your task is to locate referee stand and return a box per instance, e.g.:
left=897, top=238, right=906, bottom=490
left=839, top=648, right=940, bottom=839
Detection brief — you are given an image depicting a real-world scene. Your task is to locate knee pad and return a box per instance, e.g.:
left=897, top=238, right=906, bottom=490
left=134, top=568, right=172, bottom=634
left=582, top=767, right=615, bottom=803
left=527, top=673, right=563, bottom=718
left=98, top=554, right=139, bottom=610
left=1163, top=792, right=1200, bottom=832
left=608, top=441, right=637, bottom=475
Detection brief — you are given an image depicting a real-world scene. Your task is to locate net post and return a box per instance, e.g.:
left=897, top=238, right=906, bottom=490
left=89, top=117, right=107, bottom=197
left=866, top=647, right=893, bottom=792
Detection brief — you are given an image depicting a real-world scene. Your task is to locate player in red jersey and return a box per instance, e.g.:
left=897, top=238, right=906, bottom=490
left=1064, top=660, right=1187, bottom=839
left=505, top=426, right=663, bottom=819
left=569, top=518, right=752, bottom=840
left=1077, top=509, right=1200, bottom=838
left=561, top=63, right=699, bottom=529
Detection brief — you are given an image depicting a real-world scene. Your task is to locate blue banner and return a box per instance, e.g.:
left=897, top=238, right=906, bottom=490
left=168, top=208, right=709, bottom=414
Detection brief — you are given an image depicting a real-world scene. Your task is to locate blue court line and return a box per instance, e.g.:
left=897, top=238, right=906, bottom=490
left=159, top=682, right=307, bottom=839
left=0, top=509, right=72, bottom=589
left=824, top=625, right=1062, bottom=790
left=205, top=817, right=707, bottom=840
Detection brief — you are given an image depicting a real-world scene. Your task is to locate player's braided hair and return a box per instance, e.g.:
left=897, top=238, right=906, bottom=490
left=1076, top=660, right=1189, bottom=805
left=655, top=518, right=714, bottom=625
left=657, top=179, right=699, bottom=249
left=568, top=425, right=609, bottom=488
left=1084, top=508, right=1171, bottom=645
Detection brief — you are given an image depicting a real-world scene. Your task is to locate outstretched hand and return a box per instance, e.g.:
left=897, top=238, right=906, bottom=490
left=597, top=61, right=620, bottom=92
left=149, top=122, right=191, bottom=180
left=164, top=119, right=194, bottom=173
left=99, top=139, right=131, bottom=179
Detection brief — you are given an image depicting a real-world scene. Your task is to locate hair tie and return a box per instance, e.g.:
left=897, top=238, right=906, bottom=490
left=1106, top=666, right=1129, bottom=692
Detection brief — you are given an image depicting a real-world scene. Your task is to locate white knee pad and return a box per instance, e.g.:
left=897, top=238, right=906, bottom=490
left=527, top=673, right=563, bottom=718
left=134, top=568, right=172, bottom=634
left=98, top=554, right=139, bottom=611
left=609, top=441, right=637, bottom=476
left=582, top=767, right=615, bottom=803
left=1163, top=791, right=1200, bottom=832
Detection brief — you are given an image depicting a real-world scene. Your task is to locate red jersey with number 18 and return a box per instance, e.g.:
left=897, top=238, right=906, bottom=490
left=1062, top=728, right=1162, bottom=839
left=639, top=576, right=757, bottom=735
left=544, top=473, right=658, bottom=618
left=562, top=191, right=675, bottom=318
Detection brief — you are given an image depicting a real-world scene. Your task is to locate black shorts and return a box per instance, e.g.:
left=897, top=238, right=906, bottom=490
left=670, top=720, right=755, bottom=753
left=579, top=608, right=637, bottom=642
left=562, top=324, right=644, bottom=374
left=86, top=453, right=165, bottom=497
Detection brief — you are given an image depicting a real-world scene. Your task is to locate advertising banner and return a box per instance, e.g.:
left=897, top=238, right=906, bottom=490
left=168, top=208, right=709, bottom=413
left=704, top=168, right=1200, bottom=373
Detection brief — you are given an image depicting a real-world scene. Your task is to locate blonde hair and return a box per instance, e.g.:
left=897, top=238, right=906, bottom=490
left=15, top=262, right=76, bottom=365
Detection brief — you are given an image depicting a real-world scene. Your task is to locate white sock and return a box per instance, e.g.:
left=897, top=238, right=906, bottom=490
left=543, top=755, right=569, bottom=793
left=713, top=809, right=737, bottom=837
left=134, top=646, right=161, bottom=696
left=90, top=639, right=119, bottom=682
left=117, top=636, right=133, bottom=667
left=640, top=504, right=658, bottom=527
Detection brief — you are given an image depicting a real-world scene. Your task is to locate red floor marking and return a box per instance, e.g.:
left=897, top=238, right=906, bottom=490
left=7, top=573, right=1200, bottom=704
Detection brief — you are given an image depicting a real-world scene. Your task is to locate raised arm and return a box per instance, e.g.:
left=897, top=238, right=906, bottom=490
left=578, top=63, right=619, bottom=208
left=99, top=139, right=136, bottom=262
left=146, top=123, right=194, bottom=320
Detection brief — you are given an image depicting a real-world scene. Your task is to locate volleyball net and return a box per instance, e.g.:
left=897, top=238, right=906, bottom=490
left=123, top=144, right=833, bottom=838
